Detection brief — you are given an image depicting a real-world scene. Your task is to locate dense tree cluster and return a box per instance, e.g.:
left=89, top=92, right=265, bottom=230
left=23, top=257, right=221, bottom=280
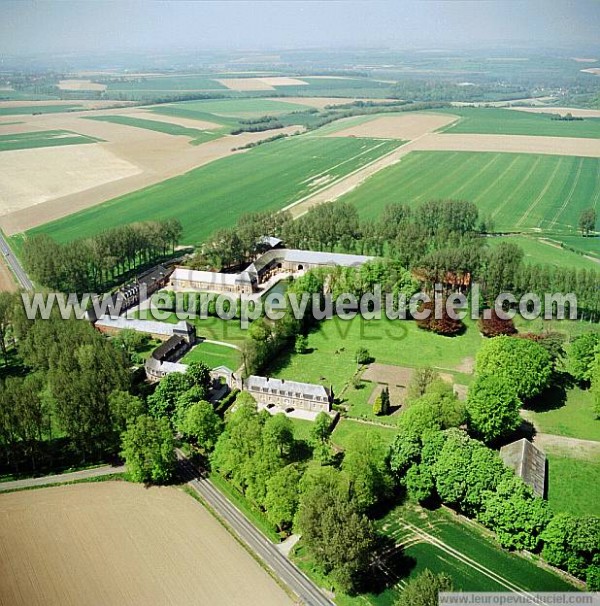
left=23, top=219, right=182, bottom=293
left=475, top=336, right=553, bottom=401
left=188, top=202, right=599, bottom=320
left=0, top=309, right=131, bottom=471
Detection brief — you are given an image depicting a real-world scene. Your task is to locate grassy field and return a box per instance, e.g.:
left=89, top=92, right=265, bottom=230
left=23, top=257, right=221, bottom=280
left=0, top=104, right=83, bottom=116
left=523, top=387, right=600, bottom=442
left=23, top=136, right=401, bottom=245
left=105, top=75, right=227, bottom=93
left=340, top=151, right=600, bottom=233
left=488, top=236, right=600, bottom=270
left=387, top=504, right=575, bottom=592
left=331, top=419, right=398, bottom=450
left=436, top=107, right=600, bottom=138
left=269, top=315, right=481, bottom=397
left=0, top=129, right=100, bottom=151
left=546, top=453, right=600, bottom=517
left=549, top=234, right=600, bottom=259
left=85, top=115, right=224, bottom=144
left=150, top=98, right=311, bottom=120
left=136, top=311, right=249, bottom=347
left=181, top=340, right=240, bottom=370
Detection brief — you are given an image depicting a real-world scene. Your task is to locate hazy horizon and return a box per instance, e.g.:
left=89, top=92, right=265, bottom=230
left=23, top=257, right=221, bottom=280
left=1, top=0, right=599, bottom=57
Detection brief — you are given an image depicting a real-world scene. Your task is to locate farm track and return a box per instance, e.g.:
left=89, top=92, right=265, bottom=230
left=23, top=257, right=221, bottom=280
left=515, top=157, right=565, bottom=229
left=547, top=157, right=584, bottom=229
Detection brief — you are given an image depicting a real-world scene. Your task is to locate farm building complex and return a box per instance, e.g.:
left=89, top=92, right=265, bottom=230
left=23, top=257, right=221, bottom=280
left=170, top=248, right=373, bottom=295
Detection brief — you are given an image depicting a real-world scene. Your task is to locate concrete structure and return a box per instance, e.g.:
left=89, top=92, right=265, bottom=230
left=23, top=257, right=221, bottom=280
left=500, top=438, right=547, bottom=497
left=170, top=248, right=373, bottom=295
left=242, top=375, right=333, bottom=415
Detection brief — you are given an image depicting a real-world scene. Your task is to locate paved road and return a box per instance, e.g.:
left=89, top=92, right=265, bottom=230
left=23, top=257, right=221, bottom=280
left=176, top=451, right=334, bottom=606
left=0, top=230, right=33, bottom=290
left=0, top=464, right=126, bottom=492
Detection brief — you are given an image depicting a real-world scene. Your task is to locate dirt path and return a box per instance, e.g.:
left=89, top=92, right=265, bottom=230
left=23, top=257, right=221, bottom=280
left=533, top=433, right=600, bottom=459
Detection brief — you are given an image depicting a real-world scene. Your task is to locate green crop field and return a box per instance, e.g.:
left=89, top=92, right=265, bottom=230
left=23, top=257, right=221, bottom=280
left=0, top=104, right=83, bottom=116
left=181, top=340, right=240, bottom=370
left=546, top=453, right=600, bottom=517
left=340, top=151, right=600, bottom=233
left=149, top=98, right=310, bottom=120
left=383, top=504, right=576, bottom=592
left=549, top=234, right=600, bottom=259
left=105, top=75, right=227, bottom=92
left=21, top=136, right=401, bottom=244
left=271, top=76, right=393, bottom=98
left=0, top=129, right=101, bottom=152
left=488, top=236, right=600, bottom=270
left=85, top=115, right=224, bottom=144
left=435, top=107, right=600, bottom=138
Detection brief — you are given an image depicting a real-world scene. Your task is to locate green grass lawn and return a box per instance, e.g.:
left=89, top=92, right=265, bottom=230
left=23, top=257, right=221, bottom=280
left=181, top=340, right=240, bottom=370
left=0, top=104, right=83, bottom=116
left=331, top=419, right=398, bottom=450
left=135, top=311, right=249, bottom=347
left=488, top=236, right=600, bottom=271
left=435, top=107, right=600, bottom=138
left=85, top=115, right=225, bottom=145
left=339, top=150, right=600, bottom=233
left=523, top=387, right=600, bottom=442
left=0, top=129, right=101, bottom=151
left=22, top=136, right=400, bottom=244
left=269, top=315, right=482, bottom=398
left=546, top=453, right=600, bottom=517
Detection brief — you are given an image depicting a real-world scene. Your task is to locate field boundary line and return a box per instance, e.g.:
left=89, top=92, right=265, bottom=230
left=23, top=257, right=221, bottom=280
left=473, top=154, right=521, bottom=205
left=515, top=157, right=565, bottom=229
left=283, top=139, right=410, bottom=215
left=547, top=157, right=583, bottom=229
left=450, top=153, right=502, bottom=198
left=490, top=156, right=541, bottom=220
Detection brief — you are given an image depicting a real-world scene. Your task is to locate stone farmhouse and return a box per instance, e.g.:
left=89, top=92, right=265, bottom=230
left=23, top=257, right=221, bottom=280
left=242, top=376, right=333, bottom=414
left=170, top=248, right=373, bottom=295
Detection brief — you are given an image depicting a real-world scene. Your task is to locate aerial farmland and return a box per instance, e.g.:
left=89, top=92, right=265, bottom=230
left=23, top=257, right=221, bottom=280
left=1, top=2, right=599, bottom=605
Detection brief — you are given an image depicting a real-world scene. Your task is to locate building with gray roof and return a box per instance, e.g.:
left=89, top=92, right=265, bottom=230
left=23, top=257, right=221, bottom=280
left=500, top=438, right=547, bottom=497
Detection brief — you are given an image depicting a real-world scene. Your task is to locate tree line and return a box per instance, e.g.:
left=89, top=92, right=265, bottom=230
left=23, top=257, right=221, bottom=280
left=191, top=202, right=599, bottom=321
left=23, top=219, right=182, bottom=294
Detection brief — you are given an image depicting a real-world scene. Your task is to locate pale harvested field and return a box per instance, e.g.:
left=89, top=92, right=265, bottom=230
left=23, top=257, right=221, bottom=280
left=510, top=106, right=600, bottom=118
left=0, top=102, right=301, bottom=234
left=57, top=79, right=107, bottom=91
left=0, top=146, right=142, bottom=214
left=0, top=257, right=17, bottom=292
left=328, top=113, right=458, bottom=140
left=119, top=109, right=221, bottom=130
left=413, top=132, right=600, bottom=158
left=0, top=482, right=292, bottom=606
left=217, top=77, right=308, bottom=91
